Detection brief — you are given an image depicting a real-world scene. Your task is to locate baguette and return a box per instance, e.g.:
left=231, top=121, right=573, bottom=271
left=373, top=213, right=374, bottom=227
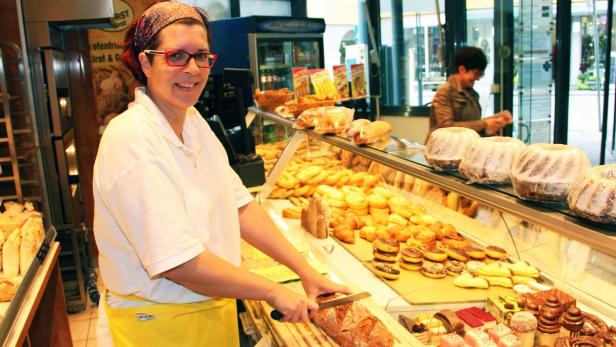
left=353, top=121, right=392, bottom=145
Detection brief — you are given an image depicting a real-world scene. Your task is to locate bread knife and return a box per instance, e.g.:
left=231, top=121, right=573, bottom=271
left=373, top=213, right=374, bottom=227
left=270, top=292, right=371, bottom=321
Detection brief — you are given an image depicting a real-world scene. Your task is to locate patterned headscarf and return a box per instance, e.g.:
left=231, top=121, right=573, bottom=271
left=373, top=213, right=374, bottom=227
left=134, top=1, right=204, bottom=53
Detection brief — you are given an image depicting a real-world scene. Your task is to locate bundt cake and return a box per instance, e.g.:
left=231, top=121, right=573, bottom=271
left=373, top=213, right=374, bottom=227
left=568, top=164, right=616, bottom=224
left=424, top=127, right=480, bottom=171
left=459, top=136, right=526, bottom=184
left=511, top=144, right=591, bottom=202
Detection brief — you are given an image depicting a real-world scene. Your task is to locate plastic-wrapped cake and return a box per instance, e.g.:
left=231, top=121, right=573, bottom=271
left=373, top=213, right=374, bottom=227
left=424, top=127, right=480, bottom=171
left=568, top=164, right=616, bottom=224
left=511, top=144, right=591, bottom=202
left=459, top=136, right=526, bottom=184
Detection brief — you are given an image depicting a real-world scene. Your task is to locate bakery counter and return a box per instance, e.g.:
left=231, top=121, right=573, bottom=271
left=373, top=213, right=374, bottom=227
left=248, top=107, right=616, bottom=259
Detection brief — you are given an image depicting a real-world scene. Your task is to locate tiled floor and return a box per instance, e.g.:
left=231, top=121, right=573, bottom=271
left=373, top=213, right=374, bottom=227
left=68, top=303, right=98, bottom=347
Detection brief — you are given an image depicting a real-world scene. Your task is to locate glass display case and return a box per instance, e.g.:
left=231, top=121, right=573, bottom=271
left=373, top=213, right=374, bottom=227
left=249, top=106, right=616, bottom=325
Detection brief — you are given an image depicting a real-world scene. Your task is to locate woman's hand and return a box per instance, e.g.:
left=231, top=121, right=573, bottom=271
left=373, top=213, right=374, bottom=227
left=267, top=284, right=318, bottom=323
left=485, top=117, right=508, bottom=135
left=299, top=270, right=351, bottom=317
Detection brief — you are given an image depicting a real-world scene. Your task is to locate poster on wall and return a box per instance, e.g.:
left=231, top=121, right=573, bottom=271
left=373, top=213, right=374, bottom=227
left=88, top=0, right=155, bottom=134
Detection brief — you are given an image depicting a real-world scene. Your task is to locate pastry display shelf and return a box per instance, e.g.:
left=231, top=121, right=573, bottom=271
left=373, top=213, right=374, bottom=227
left=249, top=107, right=616, bottom=258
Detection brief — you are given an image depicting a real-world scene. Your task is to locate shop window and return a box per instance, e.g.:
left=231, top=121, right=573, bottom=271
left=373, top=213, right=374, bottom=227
left=379, top=0, right=446, bottom=110
left=181, top=0, right=231, bottom=19
left=240, top=0, right=292, bottom=16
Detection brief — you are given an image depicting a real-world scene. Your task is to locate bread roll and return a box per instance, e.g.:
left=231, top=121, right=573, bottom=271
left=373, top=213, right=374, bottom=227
left=353, top=121, right=392, bottom=145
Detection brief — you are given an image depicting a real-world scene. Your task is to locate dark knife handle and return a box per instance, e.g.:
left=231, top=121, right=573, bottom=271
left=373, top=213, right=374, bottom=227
left=270, top=310, right=284, bottom=321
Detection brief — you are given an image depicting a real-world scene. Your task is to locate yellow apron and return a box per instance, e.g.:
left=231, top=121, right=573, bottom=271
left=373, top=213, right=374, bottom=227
left=103, top=290, right=239, bottom=347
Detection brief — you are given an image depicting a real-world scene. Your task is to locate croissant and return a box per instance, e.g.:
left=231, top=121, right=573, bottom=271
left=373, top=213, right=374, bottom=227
left=314, top=294, right=394, bottom=347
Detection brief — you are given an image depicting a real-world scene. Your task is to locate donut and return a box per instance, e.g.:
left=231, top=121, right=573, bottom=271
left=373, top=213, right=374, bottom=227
left=388, top=213, right=408, bottom=226
left=297, top=166, right=321, bottom=183
left=420, top=260, right=447, bottom=279
left=282, top=206, right=302, bottom=219
left=415, top=230, right=437, bottom=245
left=374, top=249, right=398, bottom=263
left=465, top=245, right=486, bottom=260
left=325, top=198, right=347, bottom=209
left=277, top=174, right=298, bottom=189
left=362, top=174, right=380, bottom=187
left=445, top=260, right=465, bottom=276
left=316, top=185, right=344, bottom=201
left=423, top=246, right=447, bottom=262
left=444, top=247, right=468, bottom=262
left=401, top=247, right=423, bottom=263
left=442, top=234, right=468, bottom=249
left=292, top=184, right=312, bottom=197
left=400, top=260, right=422, bottom=271
left=372, top=262, right=400, bottom=280
left=341, top=185, right=363, bottom=195
left=485, top=245, right=507, bottom=260
left=373, top=238, right=400, bottom=253
left=350, top=208, right=369, bottom=216
left=367, top=194, right=389, bottom=209
left=372, top=186, right=395, bottom=199
left=345, top=193, right=368, bottom=209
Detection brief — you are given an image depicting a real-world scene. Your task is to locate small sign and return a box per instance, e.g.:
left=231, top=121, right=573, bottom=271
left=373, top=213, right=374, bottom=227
left=292, top=67, right=310, bottom=97
left=333, top=65, right=350, bottom=100
left=350, top=64, right=367, bottom=97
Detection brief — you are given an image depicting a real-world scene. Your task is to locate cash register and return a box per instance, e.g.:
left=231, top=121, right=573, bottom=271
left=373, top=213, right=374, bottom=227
left=198, top=68, right=265, bottom=187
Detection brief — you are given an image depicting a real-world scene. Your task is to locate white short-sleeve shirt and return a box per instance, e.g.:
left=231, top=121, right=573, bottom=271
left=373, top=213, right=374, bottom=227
left=93, top=87, right=252, bottom=304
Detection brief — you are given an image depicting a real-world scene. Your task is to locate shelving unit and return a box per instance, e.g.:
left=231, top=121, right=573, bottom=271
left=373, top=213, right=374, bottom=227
left=0, top=42, right=42, bottom=205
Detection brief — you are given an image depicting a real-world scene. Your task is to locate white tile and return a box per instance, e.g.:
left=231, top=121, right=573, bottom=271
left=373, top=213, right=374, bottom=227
left=69, top=319, right=90, bottom=341
left=88, top=319, right=98, bottom=339
left=86, top=338, right=97, bottom=347
left=73, top=340, right=87, bottom=347
left=68, top=309, right=92, bottom=322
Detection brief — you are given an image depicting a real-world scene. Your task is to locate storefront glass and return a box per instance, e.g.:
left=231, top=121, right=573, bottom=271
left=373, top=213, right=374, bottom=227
left=379, top=0, right=446, bottom=107
left=240, top=0, right=291, bottom=16
left=185, top=0, right=231, bottom=19
left=467, top=1, right=495, bottom=118
left=567, top=0, right=614, bottom=165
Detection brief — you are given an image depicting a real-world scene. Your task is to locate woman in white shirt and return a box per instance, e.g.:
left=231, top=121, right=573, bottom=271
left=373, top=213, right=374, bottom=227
left=93, top=2, right=348, bottom=346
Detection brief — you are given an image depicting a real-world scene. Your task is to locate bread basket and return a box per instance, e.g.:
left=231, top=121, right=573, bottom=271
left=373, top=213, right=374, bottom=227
left=254, top=89, right=293, bottom=112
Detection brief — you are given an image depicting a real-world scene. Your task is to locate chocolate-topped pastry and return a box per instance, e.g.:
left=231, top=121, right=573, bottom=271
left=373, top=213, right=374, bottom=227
left=538, top=310, right=561, bottom=347
left=526, top=302, right=540, bottom=318
left=543, top=296, right=563, bottom=316
left=560, top=306, right=584, bottom=337
left=517, top=296, right=527, bottom=309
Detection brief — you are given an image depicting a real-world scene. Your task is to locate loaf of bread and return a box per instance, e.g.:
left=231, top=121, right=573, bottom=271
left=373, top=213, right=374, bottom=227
left=314, top=294, right=394, bottom=347
left=301, top=195, right=330, bottom=239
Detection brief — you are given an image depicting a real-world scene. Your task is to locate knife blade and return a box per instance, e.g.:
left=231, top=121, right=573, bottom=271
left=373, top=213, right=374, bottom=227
left=270, top=292, right=371, bottom=321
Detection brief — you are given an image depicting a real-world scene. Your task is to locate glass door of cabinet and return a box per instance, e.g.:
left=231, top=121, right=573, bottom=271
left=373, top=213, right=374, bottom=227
left=254, top=35, right=324, bottom=92
left=257, top=40, right=293, bottom=90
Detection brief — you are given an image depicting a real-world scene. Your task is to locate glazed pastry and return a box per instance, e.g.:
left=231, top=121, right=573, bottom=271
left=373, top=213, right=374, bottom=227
left=374, top=249, right=398, bottom=263
left=485, top=245, right=507, bottom=260
left=474, top=262, right=512, bottom=278
left=481, top=276, right=513, bottom=288
left=399, top=259, right=422, bottom=271
left=421, top=260, right=447, bottom=279
left=537, top=310, right=561, bottom=347
left=373, top=238, right=399, bottom=253
left=506, top=261, right=540, bottom=278
left=445, top=247, right=469, bottom=262
left=465, top=245, right=486, bottom=260
left=560, top=306, right=584, bottom=337
left=367, top=193, right=389, bottom=209
left=509, top=311, right=537, bottom=347
left=453, top=272, right=489, bottom=289
left=359, top=226, right=378, bottom=242
left=466, top=261, right=487, bottom=272
left=400, top=247, right=423, bottom=263
left=423, top=246, right=448, bottom=262
left=445, top=260, right=465, bottom=276
left=372, top=262, right=400, bottom=280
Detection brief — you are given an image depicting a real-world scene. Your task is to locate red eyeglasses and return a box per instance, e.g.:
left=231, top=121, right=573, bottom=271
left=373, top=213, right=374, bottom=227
left=144, top=49, right=218, bottom=68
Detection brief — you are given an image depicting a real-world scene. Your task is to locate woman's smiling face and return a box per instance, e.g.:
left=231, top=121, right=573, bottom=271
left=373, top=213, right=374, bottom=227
left=139, top=23, right=211, bottom=114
